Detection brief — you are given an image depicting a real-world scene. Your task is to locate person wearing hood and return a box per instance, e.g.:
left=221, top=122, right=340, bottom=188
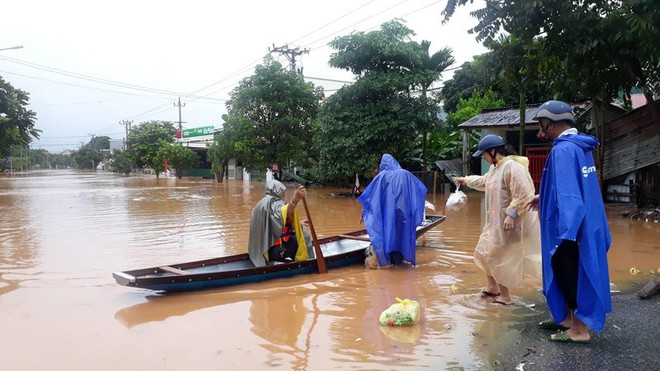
left=455, top=135, right=542, bottom=306
left=248, top=180, right=314, bottom=267
left=357, top=154, right=427, bottom=267
left=527, top=100, right=612, bottom=344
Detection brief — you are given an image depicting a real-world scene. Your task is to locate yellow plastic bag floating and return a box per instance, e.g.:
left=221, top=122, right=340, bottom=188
left=379, top=297, right=420, bottom=326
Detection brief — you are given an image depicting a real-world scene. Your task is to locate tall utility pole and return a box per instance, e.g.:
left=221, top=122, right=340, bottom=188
left=119, top=120, right=132, bottom=152
left=269, top=44, right=309, bottom=76
left=174, top=97, right=186, bottom=132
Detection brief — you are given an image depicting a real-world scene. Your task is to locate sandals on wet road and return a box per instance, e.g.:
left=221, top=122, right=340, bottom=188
left=549, top=331, right=590, bottom=344
left=538, top=319, right=570, bottom=331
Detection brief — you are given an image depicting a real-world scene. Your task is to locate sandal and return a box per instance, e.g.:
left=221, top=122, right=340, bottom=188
left=549, top=331, right=590, bottom=344
left=480, top=290, right=501, bottom=297
left=538, top=319, right=569, bottom=331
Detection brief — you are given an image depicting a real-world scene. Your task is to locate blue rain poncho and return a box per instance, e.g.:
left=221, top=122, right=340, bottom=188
left=358, top=154, right=427, bottom=266
left=539, top=133, right=612, bottom=332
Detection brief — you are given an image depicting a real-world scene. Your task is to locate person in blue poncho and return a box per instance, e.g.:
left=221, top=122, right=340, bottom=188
left=528, top=100, right=612, bottom=344
left=358, top=154, right=427, bottom=266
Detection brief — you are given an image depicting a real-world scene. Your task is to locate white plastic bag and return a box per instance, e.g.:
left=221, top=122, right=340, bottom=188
left=446, top=185, right=467, bottom=210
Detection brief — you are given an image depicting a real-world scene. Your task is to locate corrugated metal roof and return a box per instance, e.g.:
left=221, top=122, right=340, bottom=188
left=458, top=101, right=592, bottom=129
left=434, top=158, right=462, bottom=175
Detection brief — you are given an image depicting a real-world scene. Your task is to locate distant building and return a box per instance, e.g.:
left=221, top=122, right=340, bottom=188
left=109, top=140, right=124, bottom=151
left=456, top=100, right=625, bottom=190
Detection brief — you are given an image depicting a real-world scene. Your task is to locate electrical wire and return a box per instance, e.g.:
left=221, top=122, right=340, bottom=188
left=305, top=0, right=412, bottom=50
left=0, top=69, right=224, bottom=103
left=289, top=0, right=378, bottom=45
left=0, top=55, right=225, bottom=101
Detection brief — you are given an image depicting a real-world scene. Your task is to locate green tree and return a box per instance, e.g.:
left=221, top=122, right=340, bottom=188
left=71, top=143, right=102, bottom=170
left=29, top=148, right=50, bottom=169
left=487, top=35, right=547, bottom=154
left=90, top=136, right=110, bottom=150
left=436, top=90, right=504, bottom=161
left=445, top=89, right=505, bottom=128
left=317, top=20, right=446, bottom=182
left=109, top=149, right=132, bottom=175
left=128, top=120, right=177, bottom=170
left=50, top=152, right=73, bottom=169
left=415, top=41, right=455, bottom=168
left=441, top=56, right=495, bottom=114
left=159, top=143, right=198, bottom=179
left=207, top=122, right=239, bottom=183
left=0, top=76, right=39, bottom=158
left=442, top=0, right=660, bottom=132
left=224, top=56, right=323, bottom=172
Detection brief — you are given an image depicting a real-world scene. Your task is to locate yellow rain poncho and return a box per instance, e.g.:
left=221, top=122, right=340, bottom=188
left=464, top=156, right=541, bottom=288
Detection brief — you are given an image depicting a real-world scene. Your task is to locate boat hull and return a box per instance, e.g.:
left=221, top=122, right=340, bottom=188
left=113, top=215, right=445, bottom=292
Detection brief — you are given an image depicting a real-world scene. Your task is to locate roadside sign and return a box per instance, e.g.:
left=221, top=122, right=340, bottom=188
left=182, top=126, right=214, bottom=138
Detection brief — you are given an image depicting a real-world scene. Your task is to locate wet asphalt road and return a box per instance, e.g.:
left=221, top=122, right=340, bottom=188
left=491, top=285, right=660, bottom=370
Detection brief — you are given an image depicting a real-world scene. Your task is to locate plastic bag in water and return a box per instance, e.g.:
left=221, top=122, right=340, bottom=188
left=379, top=297, right=421, bottom=326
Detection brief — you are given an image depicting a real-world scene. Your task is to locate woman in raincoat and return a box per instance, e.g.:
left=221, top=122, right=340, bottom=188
left=248, top=180, right=314, bottom=267
left=455, top=135, right=541, bottom=305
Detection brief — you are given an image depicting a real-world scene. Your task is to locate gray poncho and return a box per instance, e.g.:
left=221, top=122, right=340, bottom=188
left=247, top=180, right=313, bottom=266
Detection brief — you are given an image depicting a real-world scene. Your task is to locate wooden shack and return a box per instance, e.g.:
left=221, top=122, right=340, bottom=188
left=603, top=102, right=660, bottom=206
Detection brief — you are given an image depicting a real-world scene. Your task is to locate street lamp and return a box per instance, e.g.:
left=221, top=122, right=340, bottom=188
left=0, top=45, right=23, bottom=52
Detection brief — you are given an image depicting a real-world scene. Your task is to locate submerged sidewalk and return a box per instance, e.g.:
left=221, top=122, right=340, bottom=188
left=491, top=287, right=660, bottom=370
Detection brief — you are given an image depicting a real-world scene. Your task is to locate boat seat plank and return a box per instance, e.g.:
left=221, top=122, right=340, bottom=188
left=159, top=266, right=189, bottom=275
left=338, top=234, right=371, bottom=242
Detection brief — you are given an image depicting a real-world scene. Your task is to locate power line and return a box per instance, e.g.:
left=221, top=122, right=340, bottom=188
left=124, top=103, right=175, bottom=121
left=123, top=57, right=260, bottom=121
left=305, top=0, right=443, bottom=52
left=289, top=0, right=378, bottom=45
left=134, top=0, right=415, bottom=116
left=0, top=69, right=225, bottom=103
left=305, top=76, right=354, bottom=84
left=0, top=55, right=226, bottom=102
left=305, top=0, right=412, bottom=50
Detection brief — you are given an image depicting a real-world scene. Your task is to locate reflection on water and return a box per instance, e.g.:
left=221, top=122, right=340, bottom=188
left=0, top=170, right=658, bottom=370
left=0, top=176, right=39, bottom=296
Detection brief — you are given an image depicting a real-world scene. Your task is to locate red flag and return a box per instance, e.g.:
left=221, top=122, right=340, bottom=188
left=164, top=158, right=169, bottom=170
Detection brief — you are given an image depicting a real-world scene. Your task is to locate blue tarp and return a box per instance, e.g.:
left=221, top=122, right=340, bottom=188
left=358, top=154, right=427, bottom=266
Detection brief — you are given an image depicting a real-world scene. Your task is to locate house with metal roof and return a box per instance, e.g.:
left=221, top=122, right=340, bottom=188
left=602, top=101, right=660, bottom=206
left=456, top=100, right=625, bottom=189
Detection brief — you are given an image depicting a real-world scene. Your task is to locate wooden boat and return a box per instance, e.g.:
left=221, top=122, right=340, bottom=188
left=113, top=214, right=445, bottom=292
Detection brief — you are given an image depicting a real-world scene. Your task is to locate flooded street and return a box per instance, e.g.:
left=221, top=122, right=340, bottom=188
left=0, top=170, right=658, bottom=370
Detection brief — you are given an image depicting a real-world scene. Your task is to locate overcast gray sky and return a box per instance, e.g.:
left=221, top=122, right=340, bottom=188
left=0, top=0, right=487, bottom=153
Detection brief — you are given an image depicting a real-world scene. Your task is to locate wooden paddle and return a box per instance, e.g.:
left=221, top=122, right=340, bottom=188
left=301, top=197, right=327, bottom=273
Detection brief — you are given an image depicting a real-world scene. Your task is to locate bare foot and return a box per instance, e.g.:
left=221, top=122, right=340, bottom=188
left=492, top=296, right=514, bottom=305
left=481, top=288, right=500, bottom=297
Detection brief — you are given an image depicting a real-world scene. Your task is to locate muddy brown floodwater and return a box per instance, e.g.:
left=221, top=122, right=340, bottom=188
left=0, top=170, right=657, bottom=370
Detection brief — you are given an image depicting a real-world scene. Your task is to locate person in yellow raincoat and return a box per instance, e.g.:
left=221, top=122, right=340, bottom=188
left=455, top=135, right=541, bottom=305
left=248, top=180, right=314, bottom=266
